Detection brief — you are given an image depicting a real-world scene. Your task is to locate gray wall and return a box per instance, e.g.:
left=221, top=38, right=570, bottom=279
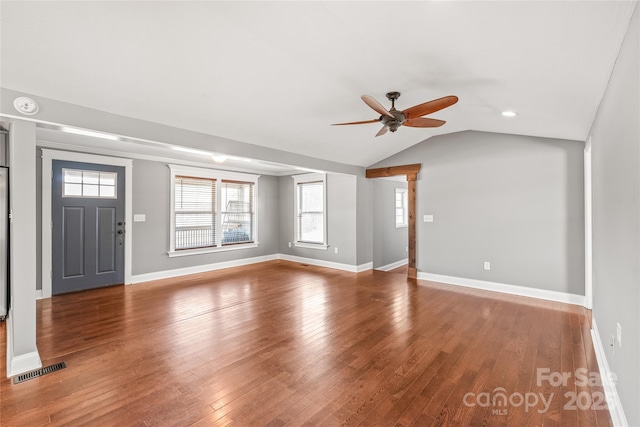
left=278, top=173, right=358, bottom=266
left=34, top=150, right=370, bottom=288
left=590, top=4, right=639, bottom=425
left=355, top=175, right=373, bottom=266
left=131, top=159, right=280, bottom=276
left=372, top=178, right=408, bottom=269
left=370, top=130, right=585, bottom=295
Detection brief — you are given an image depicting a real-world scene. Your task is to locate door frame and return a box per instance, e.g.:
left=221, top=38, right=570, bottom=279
left=42, top=149, right=133, bottom=298
left=366, top=164, right=421, bottom=279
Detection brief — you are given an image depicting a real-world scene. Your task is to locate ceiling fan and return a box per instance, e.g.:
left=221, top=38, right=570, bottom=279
left=332, top=92, right=458, bottom=137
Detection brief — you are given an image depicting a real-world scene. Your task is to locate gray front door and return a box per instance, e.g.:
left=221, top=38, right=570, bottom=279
left=52, top=160, right=125, bottom=295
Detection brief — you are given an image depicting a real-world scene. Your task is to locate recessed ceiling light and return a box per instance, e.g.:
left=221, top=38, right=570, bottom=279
left=211, top=155, right=227, bottom=163
left=61, top=126, right=119, bottom=141
left=502, top=111, right=518, bottom=117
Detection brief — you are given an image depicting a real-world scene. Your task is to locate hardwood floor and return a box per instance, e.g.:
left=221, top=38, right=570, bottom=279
left=0, top=260, right=611, bottom=426
left=388, top=264, right=408, bottom=275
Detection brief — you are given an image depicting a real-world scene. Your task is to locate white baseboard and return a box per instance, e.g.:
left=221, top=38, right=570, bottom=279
left=35, top=290, right=44, bottom=300
left=416, top=272, right=586, bottom=307
left=129, top=254, right=279, bottom=284
left=375, top=259, right=408, bottom=272
left=5, top=315, right=42, bottom=378
left=591, top=319, right=628, bottom=427
left=278, top=254, right=372, bottom=273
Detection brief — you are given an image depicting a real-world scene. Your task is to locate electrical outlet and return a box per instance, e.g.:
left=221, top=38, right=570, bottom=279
left=423, top=215, right=434, bottom=222
left=288, top=242, right=291, bottom=248
left=334, top=247, right=339, bottom=254
left=483, top=261, right=491, bottom=271
left=133, top=214, right=146, bottom=222
left=405, top=246, right=408, bottom=253
left=617, top=323, right=622, bottom=347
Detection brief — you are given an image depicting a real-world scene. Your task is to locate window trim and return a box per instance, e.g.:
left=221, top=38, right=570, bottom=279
left=292, top=173, right=328, bottom=250
left=395, top=187, right=408, bottom=228
left=168, top=164, right=260, bottom=257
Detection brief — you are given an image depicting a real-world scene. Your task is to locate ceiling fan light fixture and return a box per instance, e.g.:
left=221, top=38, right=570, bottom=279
left=502, top=110, right=518, bottom=117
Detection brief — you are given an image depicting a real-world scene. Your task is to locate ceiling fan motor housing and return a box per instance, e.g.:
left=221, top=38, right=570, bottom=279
left=381, top=110, right=406, bottom=131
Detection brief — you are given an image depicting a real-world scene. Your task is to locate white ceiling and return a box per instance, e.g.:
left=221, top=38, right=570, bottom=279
left=1, top=1, right=636, bottom=167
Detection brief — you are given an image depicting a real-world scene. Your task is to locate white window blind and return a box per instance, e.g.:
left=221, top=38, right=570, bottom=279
left=297, top=181, right=325, bottom=244
left=174, top=176, right=216, bottom=250
left=220, top=180, right=254, bottom=245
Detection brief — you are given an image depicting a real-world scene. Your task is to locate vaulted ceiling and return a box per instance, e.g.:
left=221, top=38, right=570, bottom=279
left=1, top=1, right=636, bottom=167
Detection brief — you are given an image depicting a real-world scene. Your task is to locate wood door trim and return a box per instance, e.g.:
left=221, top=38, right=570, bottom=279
left=366, top=164, right=421, bottom=279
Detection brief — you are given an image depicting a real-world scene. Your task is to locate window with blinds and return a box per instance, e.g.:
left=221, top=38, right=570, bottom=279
left=170, top=165, right=259, bottom=255
left=220, top=180, right=254, bottom=245
left=174, top=176, right=216, bottom=250
left=296, top=180, right=325, bottom=244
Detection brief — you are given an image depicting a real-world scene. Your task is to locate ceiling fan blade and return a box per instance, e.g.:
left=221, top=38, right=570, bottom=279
left=375, top=126, right=388, bottom=137
left=362, top=95, right=394, bottom=118
left=403, top=117, right=446, bottom=128
left=331, top=119, right=381, bottom=126
left=403, top=95, right=459, bottom=119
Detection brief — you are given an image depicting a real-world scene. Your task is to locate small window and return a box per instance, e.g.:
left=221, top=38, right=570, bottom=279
left=293, top=173, right=327, bottom=249
left=395, top=188, right=408, bottom=228
left=62, top=168, right=117, bottom=198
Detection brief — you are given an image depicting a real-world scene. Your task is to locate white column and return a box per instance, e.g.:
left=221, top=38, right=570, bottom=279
left=6, top=119, right=41, bottom=377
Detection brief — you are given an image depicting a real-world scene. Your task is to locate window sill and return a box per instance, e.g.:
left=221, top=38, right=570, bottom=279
left=395, top=224, right=408, bottom=229
left=294, top=242, right=328, bottom=250
left=168, top=242, right=260, bottom=258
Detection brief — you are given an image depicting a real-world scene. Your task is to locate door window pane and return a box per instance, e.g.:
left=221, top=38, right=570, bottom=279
left=62, top=169, right=118, bottom=199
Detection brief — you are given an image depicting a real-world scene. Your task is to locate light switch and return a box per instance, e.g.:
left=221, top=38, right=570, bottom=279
left=423, top=215, right=434, bottom=222
left=134, top=214, right=146, bottom=222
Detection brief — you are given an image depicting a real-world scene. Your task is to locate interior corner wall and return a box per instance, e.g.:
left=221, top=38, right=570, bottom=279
left=369, top=130, right=585, bottom=295
left=130, top=158, right=280, bottom=276
left=7, top=119, right=41, bottom=375
left=356, top=175, right=373, bottom=267
left=590, top=3, right=640, bottom=425
left=372, top=178, right=408, bottom=269
left=278, top=173, right=358, bottom=266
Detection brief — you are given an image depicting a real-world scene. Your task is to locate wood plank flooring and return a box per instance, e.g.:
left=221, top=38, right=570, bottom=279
left=0, top=260, right=611, bottom=426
